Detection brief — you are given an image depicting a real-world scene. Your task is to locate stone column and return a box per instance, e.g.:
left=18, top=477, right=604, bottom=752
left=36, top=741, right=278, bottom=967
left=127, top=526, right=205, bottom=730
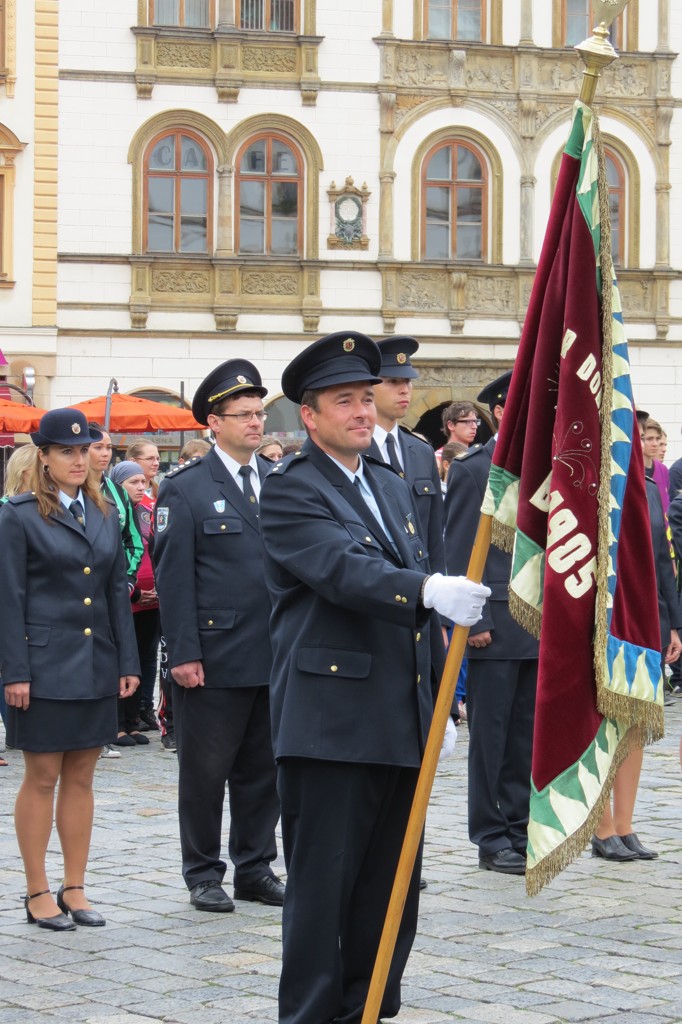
left=381, top=0, right=394, bottom=36
left=218, top=0, right=236, bottom=28
left=216, top=164, right=234, bottom=256
left=379, top=171, right=396, bottom=258
left=520, top=0, right=533, bottom=44
left=658, top=0, right=670, bottom=50
left=655, top=182, right=670, bottom=267
left=520, top=175, right=536, bottom=264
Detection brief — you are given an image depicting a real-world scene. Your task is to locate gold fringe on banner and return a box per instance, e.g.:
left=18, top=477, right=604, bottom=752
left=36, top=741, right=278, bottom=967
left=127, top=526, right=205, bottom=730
left=597, top=689, right=665, bottom=744
left=509, top=589, right=542, bottom=641
left=526, top=724, right=639, bottom=896
left=490, top=516, right=515, bottom=554
left=592, top=112, right=616, bottom=710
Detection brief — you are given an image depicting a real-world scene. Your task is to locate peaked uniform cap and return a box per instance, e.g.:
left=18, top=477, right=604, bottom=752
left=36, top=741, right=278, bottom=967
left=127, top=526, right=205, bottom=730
left=282, top=331, right=382, bottom=404
left=477, top=370, right=513, bottom=409
left=192, top=359, right=267, bottom=426
left=376, top=336, right=420, bottom=379
left=31, top=408, right=102, bottom=447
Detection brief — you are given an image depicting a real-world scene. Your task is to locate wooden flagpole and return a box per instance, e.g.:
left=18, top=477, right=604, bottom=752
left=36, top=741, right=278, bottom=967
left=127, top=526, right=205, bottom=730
left=360, top=3, right=632, bottom=1020
left=360, top=512, right=492, bottom=1024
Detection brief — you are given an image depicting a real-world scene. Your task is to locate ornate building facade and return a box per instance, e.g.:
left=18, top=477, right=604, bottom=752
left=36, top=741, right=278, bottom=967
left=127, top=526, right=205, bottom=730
left=1, top=1, right=681, bottom=449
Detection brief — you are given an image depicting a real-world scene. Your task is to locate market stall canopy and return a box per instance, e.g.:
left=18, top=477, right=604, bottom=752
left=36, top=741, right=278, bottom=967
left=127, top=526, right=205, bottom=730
left=69, top=393, right=203, bottom=432
left=0, top=398, right=46, bottom=435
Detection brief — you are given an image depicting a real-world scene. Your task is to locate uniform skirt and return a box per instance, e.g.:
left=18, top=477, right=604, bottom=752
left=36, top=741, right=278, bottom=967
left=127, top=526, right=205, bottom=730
left=5, top=693, right=118, bottom=753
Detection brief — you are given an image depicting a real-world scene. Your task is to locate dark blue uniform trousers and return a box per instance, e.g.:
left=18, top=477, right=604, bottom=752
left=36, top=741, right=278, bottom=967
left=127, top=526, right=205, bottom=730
left=277, top=758, right=422, bottom=1024
left=174, top=683, right=280, bottom=889
left=466, top=658, right=537, bottom=856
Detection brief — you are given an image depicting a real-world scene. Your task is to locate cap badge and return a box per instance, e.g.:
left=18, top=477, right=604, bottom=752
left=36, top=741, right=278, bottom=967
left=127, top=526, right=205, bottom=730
left=343, top=339, right=355, bottom=353
left=71, top=422, right=81, bottom=435
left=397, top=353, right=407, bottom=364
left=237, top=375, right=247, bottom=384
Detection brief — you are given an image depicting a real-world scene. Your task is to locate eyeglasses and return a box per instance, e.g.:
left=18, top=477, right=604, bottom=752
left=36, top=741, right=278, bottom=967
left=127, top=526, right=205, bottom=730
left=455, top=418, right=481, bottom=427
left=137, top=455, right=160, bottom=462
left=214, top=411, right=267, bottom=424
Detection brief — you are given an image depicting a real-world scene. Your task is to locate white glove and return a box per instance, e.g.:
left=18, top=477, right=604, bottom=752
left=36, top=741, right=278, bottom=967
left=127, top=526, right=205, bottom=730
left=439, top=716, right=457, bottom=761
left=422, top=573, right=491, bottom=627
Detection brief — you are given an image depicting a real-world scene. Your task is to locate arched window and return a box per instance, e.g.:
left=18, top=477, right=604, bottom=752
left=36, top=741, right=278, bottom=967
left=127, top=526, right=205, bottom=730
left=563, top=1, right=621, bottom=48
left=144, top=130, right=213, bottom=254
left=605, top=148, right=625, bottom=268
left=150, top=0, right=213, bottom=27
left=422, top=140, right=487, bottom=261
left=425, top=0, right=484, bottom=41
left=240, top=1, right=297, bottom=32
left=236, top=134, right=302, bottom=256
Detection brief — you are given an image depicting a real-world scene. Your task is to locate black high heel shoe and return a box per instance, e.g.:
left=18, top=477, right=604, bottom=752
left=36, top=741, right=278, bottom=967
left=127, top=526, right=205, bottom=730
left=25, top=889, right=76, bottom=931
left=57, top=885, right=106, bottom=927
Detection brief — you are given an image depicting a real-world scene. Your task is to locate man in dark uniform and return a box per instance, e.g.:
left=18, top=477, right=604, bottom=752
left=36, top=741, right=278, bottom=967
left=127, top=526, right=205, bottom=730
left=444, top=370, right=538, bottom=875
left=259, top=331, right=490, bottom=1024
left=153, top=359, right=283, bottom=912
left=370, top=336, right=445, bottom=581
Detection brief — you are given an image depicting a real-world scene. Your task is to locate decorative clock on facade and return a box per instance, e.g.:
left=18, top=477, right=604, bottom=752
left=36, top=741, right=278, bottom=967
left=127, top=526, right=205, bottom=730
left=327, top=177, right=370, bottom=250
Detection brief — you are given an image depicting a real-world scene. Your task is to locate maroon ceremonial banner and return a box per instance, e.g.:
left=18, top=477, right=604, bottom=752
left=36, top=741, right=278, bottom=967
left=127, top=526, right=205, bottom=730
left=482, top=101, right=664, bottom=893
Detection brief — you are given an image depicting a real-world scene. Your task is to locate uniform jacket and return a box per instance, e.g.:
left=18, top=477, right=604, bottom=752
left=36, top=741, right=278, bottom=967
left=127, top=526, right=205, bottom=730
left=0, top=493, right=139, bottom=699
left=259, top=438, right=436, bottom=768
left=651, top=480, right=682, bottom=646
left=444, top=437, right=538, bottom=661
left=152, top=448, right=273, bottom=688
left=369, top=427, right=446, bottom=677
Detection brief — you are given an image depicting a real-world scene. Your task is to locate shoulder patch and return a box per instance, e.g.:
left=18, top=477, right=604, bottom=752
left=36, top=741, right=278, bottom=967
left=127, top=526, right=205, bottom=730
left=167, top=455, right=202, bottom=477
left=7, top=492, right=38, bottom=505
left=270, top=450, right=307, bottom=474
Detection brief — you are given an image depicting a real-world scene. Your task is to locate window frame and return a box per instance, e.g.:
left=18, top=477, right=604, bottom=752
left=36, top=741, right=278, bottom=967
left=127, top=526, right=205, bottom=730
left=604, top=146, right=626, bottom=268
left=423, top=0, right=486, bottom=43
left=149, top=0, right=215, bottom=29
left=235, top=132, right=304, bottom=258
left=143, top=128, right=214, bottom=256
left=420, top=139, right=488, bottom=262
left=560, top=0, right=623, bottom=49
left=239, top=0, right=299, bottom=33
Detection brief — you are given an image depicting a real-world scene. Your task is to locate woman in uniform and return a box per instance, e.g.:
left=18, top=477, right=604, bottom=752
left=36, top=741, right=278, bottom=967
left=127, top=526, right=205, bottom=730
left=0, top=409, right=140, bottom=931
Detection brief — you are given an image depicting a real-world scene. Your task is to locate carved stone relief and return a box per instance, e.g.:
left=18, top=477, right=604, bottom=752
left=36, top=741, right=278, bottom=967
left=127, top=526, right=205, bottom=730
left=399, top=272, right=448, bottom=311
left=241, top=271, right=299, bottom=296
left=156, top=42, right=212, bottom=69
left=619, top=278, right=652, bottom=316
left=465, top=276, right=515, bottom=314
left=601, top=61, right=650, bottom=98
left=152, top=269, right=211, bottom=293
left=465, top=56, right=513, bottom=92
left=395, top=50, right=448, bottom=88
left=242, top=47, right=297, bottom=74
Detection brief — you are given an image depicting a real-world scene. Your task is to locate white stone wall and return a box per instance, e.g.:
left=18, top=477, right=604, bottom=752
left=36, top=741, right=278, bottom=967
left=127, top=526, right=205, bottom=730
left=47, top=2, right=682, bottom=459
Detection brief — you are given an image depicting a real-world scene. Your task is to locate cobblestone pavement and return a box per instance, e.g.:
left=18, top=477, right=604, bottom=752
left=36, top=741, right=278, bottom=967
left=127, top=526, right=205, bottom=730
left=1, top=704, right=681, bottom=1024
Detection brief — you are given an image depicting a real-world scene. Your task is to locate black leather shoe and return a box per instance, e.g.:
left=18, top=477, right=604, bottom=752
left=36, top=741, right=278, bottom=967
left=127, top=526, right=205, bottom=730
left=25, top=889, right=76, bottom=931
left=478, top=848, right=526, bottom=875
left=591, top=834, right=638, bottom=861
left=57, top=885, right=105, bottom=926
left=189, top=880, right=235, bottom=913
left=234, top=875, right=285, bottom=906
left=619, top=832, right=659, bottom=860
left=419, top=877, right=427, bottom=890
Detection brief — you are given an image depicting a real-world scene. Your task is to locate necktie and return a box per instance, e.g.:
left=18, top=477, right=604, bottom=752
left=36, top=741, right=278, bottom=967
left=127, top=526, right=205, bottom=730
left=69, top=498, right=85, bottom=528
left=384, top=433, right=404, bottom=477
left=238, top=465, right=258, bottom=508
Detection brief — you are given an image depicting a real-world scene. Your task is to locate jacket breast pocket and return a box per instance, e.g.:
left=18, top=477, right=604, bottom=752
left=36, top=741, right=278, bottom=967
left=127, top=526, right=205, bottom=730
left=198, top=609, right=237, bottom=631
left=297, top=646, right=371, bottom=679
left=203, top=517, right=242, bottom=536
left=343, top=522, right=381, bottom=549
left=412, top=477, right=438, bottom=498
left=25, top=624, right=51, bottom=647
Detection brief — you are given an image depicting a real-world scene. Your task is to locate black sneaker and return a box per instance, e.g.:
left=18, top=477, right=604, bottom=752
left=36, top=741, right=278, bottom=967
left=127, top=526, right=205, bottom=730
left=161, top=732, right=177, bottom=753
left=138, top=706, right=159, bottom=732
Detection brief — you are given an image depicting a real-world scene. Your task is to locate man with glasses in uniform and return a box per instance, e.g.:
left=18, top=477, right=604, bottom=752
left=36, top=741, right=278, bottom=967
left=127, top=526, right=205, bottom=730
left=440, top=400, right=481, bottom=451
left=153, top=359, right=283, bottom=913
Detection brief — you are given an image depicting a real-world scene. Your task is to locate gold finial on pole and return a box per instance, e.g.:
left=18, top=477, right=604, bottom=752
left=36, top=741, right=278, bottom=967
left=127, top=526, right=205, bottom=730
left=575, top=0, right=632, bottom=105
